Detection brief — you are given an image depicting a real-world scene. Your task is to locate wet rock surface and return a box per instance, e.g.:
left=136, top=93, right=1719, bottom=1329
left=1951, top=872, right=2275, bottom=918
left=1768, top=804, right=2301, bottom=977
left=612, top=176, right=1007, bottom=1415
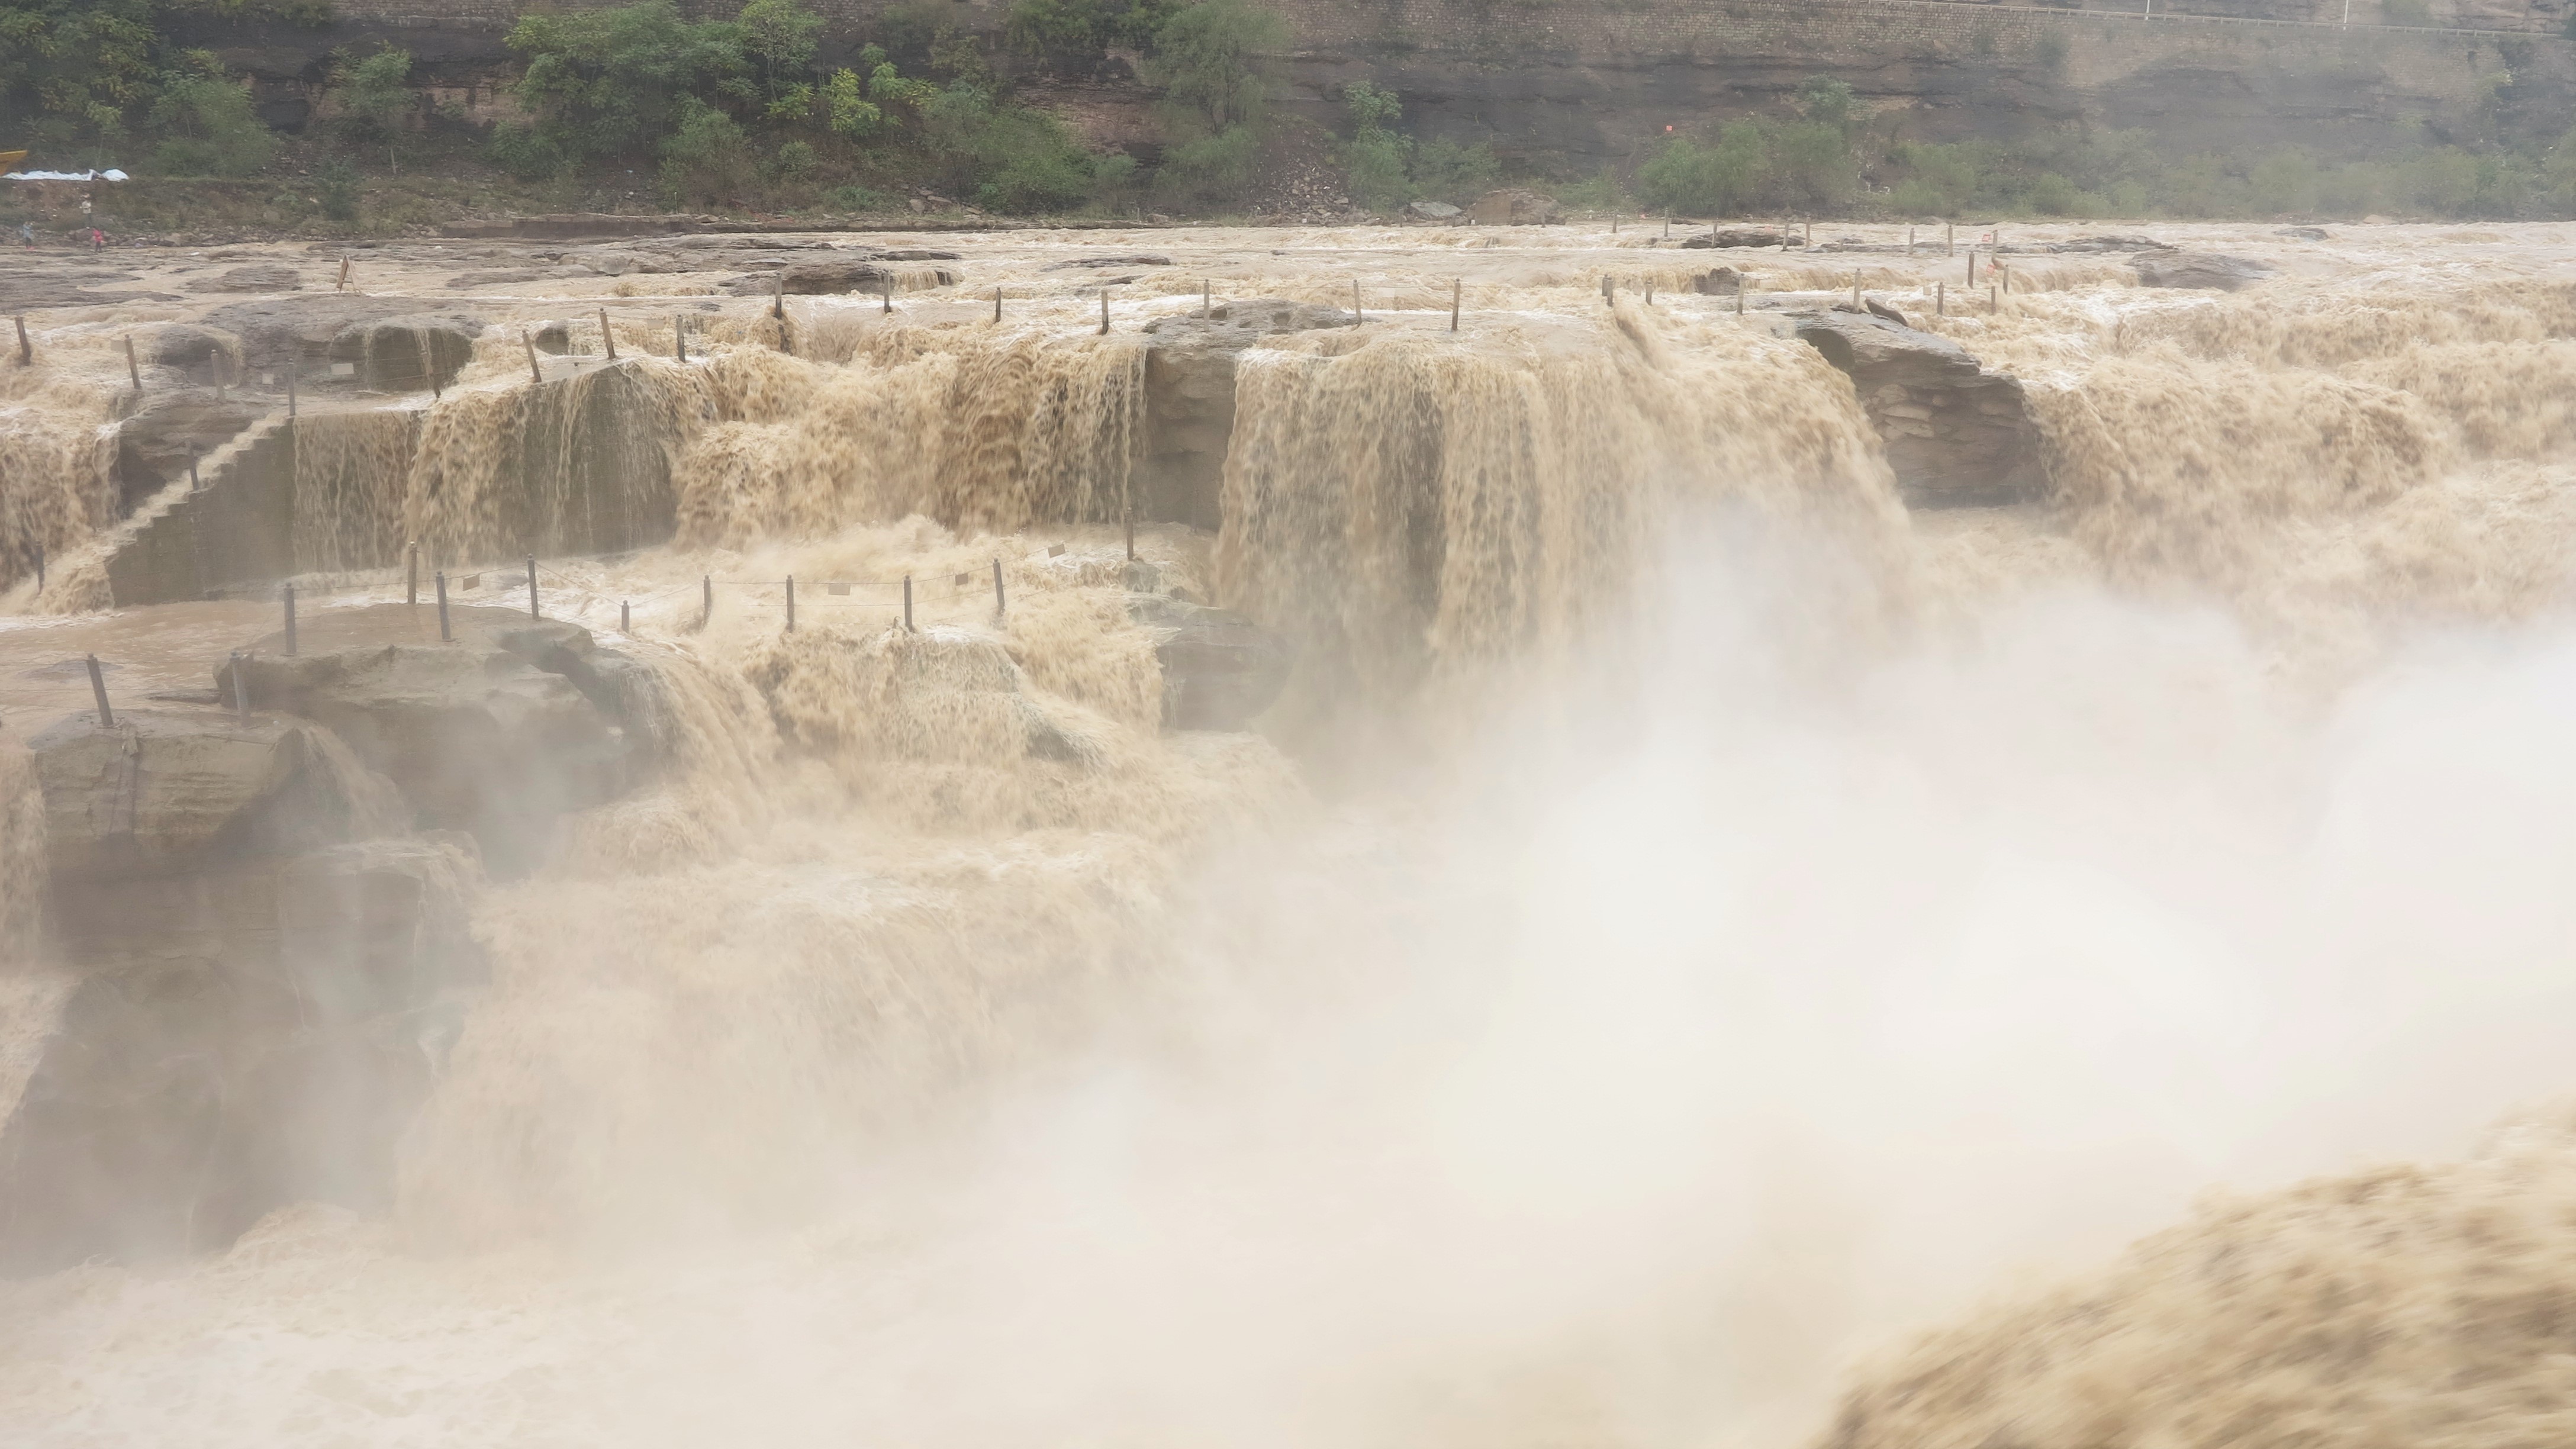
left=0, top=266, right=178, bottom=310
left=722, top=257, right=961, bottom=295
left=1680, top=227, right=1793, bottom=249
left=199, top=295, right=484, bottom=371
left=1465, top=188, right=1564, bottom=225
left=1127, top=595, right=1293, bottom=730
left=0, top=596, right=687, bottom=1270
left=327, top=313, right=480, bottom=393
left=1046, top=255, right=1175, bottom=269
left=112, top=389, right=263, bottom=513
left=186, top=263, right=303, bottom=294
left=27, top=710, right=401, bottom=888
left=2133, top=249, right=2277, bottom=291
left=0, top=709, right=478, bottom=1271
left=1137, top=299, right=1353, bottom=530
left=220, top=606, right=638, bottom=874
left=2046, top=234, right=2167, bottom=253
left=144, top=323, right=243, bottom=373
left=1792, top=308, right=2047, bottom=507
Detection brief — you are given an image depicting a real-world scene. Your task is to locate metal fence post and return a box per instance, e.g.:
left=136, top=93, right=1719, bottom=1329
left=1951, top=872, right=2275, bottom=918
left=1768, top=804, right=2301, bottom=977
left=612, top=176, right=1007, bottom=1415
left=993, top=558, right=1005, bottom=620
left=283, top=582, right=297, bottom=656
left=436, top=571, right=450, bottom=641
left=85, top=655, right=113, bottom=729
left=785, top=576, right=796, bottom=632
left=526, top=555, right=539, bottom=619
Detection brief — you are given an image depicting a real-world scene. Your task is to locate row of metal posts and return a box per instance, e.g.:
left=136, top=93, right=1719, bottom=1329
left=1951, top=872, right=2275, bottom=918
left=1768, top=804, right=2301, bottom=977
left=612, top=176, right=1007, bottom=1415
left=690, top=561, right=1010, bottom=633
left=364, top=544, right=1015, bottom=642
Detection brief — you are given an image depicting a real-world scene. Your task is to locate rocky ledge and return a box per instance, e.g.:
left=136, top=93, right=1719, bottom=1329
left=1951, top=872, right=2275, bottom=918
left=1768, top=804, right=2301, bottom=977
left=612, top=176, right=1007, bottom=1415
left=1792, top=307, right=2048, bottom=508
left=0, top=604, right=668, bottom=1271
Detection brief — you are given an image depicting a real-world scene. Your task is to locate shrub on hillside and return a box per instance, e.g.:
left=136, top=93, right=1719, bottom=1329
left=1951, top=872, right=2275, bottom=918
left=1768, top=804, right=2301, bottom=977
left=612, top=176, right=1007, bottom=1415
left=148, top=55, right=276, bottom=176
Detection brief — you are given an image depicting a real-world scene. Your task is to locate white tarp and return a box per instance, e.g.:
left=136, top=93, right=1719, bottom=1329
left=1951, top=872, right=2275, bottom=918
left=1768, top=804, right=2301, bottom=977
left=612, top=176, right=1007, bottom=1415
left=4, top=169, right=128, bottom=182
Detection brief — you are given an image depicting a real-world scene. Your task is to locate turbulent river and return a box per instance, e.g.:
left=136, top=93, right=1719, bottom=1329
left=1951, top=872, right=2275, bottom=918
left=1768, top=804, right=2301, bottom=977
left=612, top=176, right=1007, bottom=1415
left=5, top=220, right=2576, bottom=1447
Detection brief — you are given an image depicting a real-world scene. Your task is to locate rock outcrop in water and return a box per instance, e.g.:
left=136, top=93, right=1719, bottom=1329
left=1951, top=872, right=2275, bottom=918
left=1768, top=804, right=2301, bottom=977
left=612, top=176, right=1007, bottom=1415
left=200, top=295, right=486, bottom=372
left=0, top=604, right=676, bottom=1270
left=0, top=708, right=482, bottom=1270
left=327, top=313, right=478, bottom=393
left=1465, top=188, right=1564, bottom=225
left=221, top=606, right=648, bottom=873
left=1792, top=308, right=2047, bottom=508
left=2132, top=250, right=2277, bottom=291
left=1138, top=300, right=1353, bottom=530
left=1127, top=595, right=1294, bottom=730
left=1681, top=228, right=1794, bottom=250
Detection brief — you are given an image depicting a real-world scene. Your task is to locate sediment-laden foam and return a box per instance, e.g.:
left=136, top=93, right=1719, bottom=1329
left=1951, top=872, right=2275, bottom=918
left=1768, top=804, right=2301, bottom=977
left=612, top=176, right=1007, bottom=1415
left=1822, top=1107, right=2576, bottom=1449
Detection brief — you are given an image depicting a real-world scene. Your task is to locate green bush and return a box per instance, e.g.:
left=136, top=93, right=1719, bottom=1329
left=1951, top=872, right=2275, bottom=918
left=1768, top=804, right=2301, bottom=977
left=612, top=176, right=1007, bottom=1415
left=1341, top=81, right=1408, bottom=210
left=737, top=0, right=819, bottom=103
left=1640, top=124, right=1766, bottom=215
left=505, top=0, right=748, bottom=166
left=1637, top=116, right=1851, bottom=215
left=1148, top=0, right=1284, bottom=130
left=1796, top=76, right=1856, bottom=130
left=823, top=182, right=885, bottom=210
left=336, top=46, right=413, bottom=170
left=2248, top=146, right=2317, bottom=215
left=2025, top=171, right=2079, bottom=215
left=318, top=157, right=360, bottom=220
left=658, top=95, right=747, bottom=202
left=148, top=56, right=276, bottom=176
left=1552, top=171, right=1626, bottom=212
left=766, top=137, right=816, bottom=179
left=1887, top=141, right=1981, bottom=215
left=1412, top=137, right=1498, bottom=204
left=487, top=124, right=569, bottom=181
left=823, top=66, right=881, bottom=136
left=1155, top=122, right=1260, bottom=206
left=0, top=0, right=179, bottom=143
left=923, top=81, right=1124, bottom=212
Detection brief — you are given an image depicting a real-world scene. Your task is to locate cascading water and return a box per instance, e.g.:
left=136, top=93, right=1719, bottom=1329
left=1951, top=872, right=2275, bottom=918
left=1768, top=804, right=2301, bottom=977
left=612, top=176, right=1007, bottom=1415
left=6, top=223, right=2576, bottom=1448
left=1216, top=313, right=1899, bottom=714
left=0, top=349, right=123, bottom=594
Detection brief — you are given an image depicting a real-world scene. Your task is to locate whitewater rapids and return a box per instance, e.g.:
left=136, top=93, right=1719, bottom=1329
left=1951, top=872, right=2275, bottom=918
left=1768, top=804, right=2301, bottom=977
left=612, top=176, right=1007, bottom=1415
left=5, top=220, right=2576, bottom=1447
